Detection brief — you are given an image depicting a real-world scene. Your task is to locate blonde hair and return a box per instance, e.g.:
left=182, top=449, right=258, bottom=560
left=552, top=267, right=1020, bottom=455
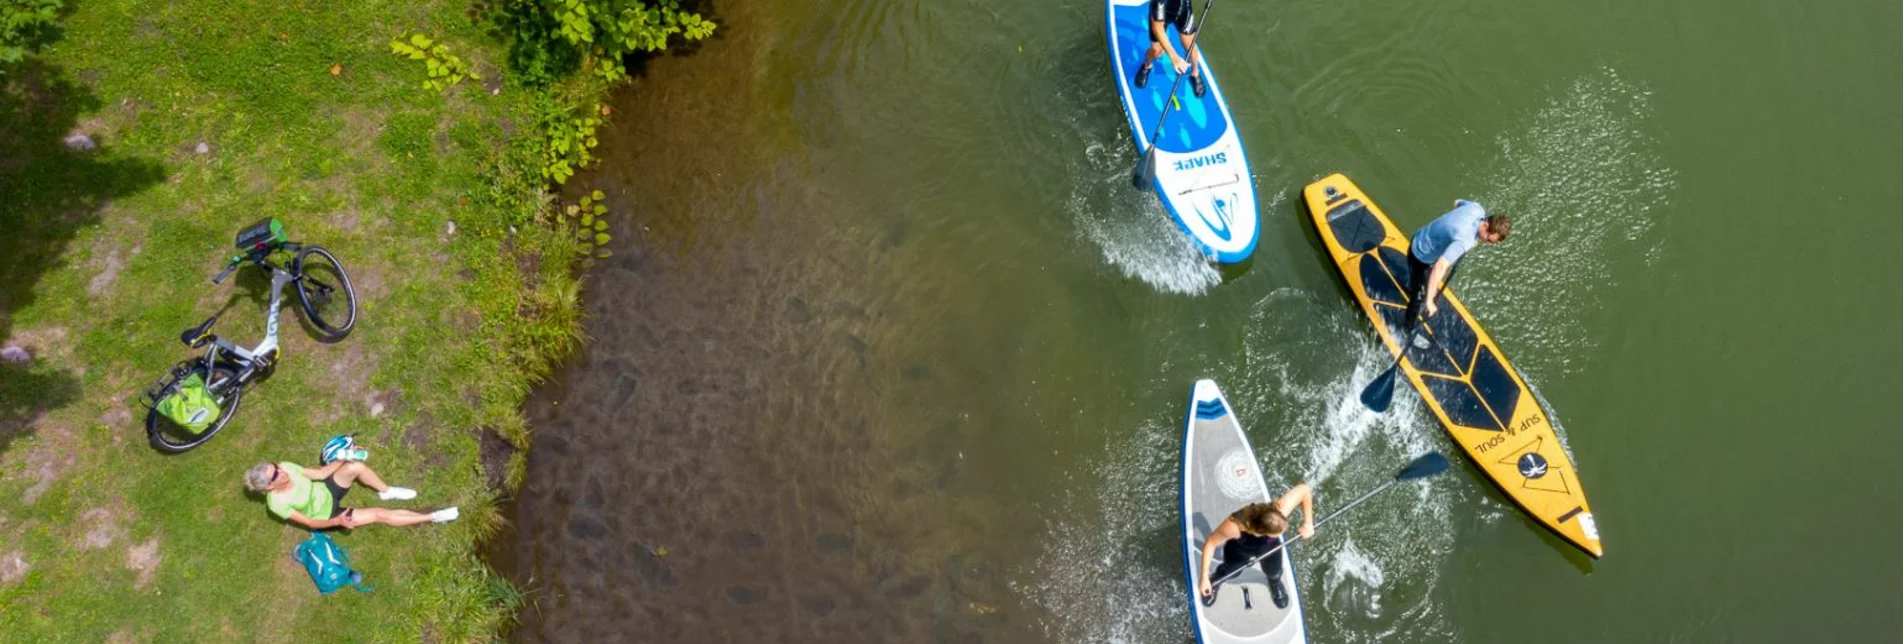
left=243, top=463, right=276, bottom=492
left=1232, top=502, right=1288, bottom=535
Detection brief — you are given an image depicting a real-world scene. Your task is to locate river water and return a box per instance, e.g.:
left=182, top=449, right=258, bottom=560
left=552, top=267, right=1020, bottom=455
left=495, top=0, right=1903, bottom=641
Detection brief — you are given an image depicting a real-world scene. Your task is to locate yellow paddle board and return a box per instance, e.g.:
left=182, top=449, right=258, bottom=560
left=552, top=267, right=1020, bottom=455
left=1301, top=173, right=1603, bottom=559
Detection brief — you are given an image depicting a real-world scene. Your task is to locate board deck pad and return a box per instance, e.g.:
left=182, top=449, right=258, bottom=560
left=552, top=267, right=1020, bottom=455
left=1300, top=174, right=1604, bottom=558
left=1183, top=380, right=1306, bottom=644
left=1106, top=0, right=1258, bottom=264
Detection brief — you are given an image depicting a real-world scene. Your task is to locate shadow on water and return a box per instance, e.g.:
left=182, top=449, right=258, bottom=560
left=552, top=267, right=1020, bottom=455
left=0, top=53, right=168, bottom=452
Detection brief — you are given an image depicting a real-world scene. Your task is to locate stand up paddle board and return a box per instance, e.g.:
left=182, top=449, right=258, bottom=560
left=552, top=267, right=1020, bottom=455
left=1183, top=379, right=1306, bottom=643
left=1300, top=174, right=1604, bottom=558
left=1107, top=0, right=1258, bottom=264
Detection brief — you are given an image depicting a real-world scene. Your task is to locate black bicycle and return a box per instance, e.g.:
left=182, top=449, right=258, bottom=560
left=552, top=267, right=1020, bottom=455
left=139, top=218, right=358, bottom=452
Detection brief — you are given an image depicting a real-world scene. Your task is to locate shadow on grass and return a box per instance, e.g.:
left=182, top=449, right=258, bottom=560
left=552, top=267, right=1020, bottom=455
left=0, top=360, right=83, bottom=453
left=0, top=57, right=168, bottom=450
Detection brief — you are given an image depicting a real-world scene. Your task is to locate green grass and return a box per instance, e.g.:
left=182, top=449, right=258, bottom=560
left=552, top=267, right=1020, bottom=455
left=0, top=0, right=588, bottom=640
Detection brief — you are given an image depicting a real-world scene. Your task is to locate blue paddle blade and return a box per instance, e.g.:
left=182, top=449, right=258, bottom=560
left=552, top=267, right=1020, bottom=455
left=1359, top=363, right=1400, bottom=412
left=1396, top=452, right=1451, bottom=481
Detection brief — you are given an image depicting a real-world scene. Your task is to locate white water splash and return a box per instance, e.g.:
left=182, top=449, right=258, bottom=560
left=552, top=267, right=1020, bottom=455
left=1013, top=427, right=1187, bottom=643
left=1236, top=293, right=1463, bottom=643
left=1068, top=141, right=1224, bottom=296
left=1465, top=66, right=1677, bottom=381
left=1322, top=536, right=1387, bottom=620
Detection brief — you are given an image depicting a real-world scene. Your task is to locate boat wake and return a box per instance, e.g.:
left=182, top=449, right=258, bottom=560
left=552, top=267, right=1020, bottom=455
left=1238, top=293, right=1463, bottom=643
left=1069, top=139, right=1224, bottom=296
left=1012, top=426, right=1188, bottom=644
left=1464, top=66, right=1676, bottom=383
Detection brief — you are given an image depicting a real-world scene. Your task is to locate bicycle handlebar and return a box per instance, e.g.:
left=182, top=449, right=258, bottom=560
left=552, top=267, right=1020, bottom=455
left=212, top=260, right=240, bottom=284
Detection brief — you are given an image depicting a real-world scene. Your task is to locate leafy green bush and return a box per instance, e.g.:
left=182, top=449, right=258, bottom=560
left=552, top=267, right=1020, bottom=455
left=497, top=0, right=714, bottom=84
left=531, top=91, right=600, bottom=184
left=391, top=33, right=482, bottom=92
left=557, top=189, right=614, bottom=266
left=1, top=0, right=63, bottom=65
left=482, top=0, right=580, bottom=87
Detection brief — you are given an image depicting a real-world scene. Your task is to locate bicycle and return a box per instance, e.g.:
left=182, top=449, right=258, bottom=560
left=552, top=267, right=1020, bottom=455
left=139, top=218, right=359, bottom=453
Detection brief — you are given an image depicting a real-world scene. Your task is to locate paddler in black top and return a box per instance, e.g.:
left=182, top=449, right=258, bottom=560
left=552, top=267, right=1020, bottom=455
left=1134, top=0, right=1208, bottom=98
left=1197, top=484, right=1315, bottom=609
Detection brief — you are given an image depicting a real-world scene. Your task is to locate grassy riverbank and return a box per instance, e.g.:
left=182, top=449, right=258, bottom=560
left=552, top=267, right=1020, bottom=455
left=0, top=0, right=593, bottom=640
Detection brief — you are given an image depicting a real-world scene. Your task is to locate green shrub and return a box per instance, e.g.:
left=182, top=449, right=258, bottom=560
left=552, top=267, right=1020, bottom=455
left=484, top=0, right=579, bottom=87
left=0, top=0, right=63, bottom=65
left=531, top=91, right=600, bottom=184
left=497, top=0, right=714, bottom=84
left=391, top=33, right=482, bottom=92
left=557, top=189, right=613, bottom=266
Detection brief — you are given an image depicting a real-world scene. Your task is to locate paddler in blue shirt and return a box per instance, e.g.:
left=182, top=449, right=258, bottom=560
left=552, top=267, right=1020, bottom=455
left=1405, top=200, right=1512, bottom=348
left=1133, top=0, right=1208, bottom=99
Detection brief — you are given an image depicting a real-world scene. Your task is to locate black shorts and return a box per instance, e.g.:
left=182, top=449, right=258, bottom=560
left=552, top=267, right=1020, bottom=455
left=1150, top=0, right=1199, bottom=37
left=323, top=477, right=351, bottom=518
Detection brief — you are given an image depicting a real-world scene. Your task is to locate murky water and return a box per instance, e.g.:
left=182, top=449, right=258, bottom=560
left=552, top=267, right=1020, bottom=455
left=497, top=0, right=1903, bottom=641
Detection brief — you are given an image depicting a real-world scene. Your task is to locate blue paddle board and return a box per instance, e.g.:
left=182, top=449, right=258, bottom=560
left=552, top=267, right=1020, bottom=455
left=1107, top=0, right=1259, bottom=264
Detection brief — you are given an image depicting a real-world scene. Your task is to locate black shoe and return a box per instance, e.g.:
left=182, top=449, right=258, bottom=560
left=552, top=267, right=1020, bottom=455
left=1189, top=73, right=1208, bottom=98
left=1267, top=578, right=1289, bottom=609
left=1135, top=63, right=1153, bottom=89
left=1200, top=584, right=1220, bottom=607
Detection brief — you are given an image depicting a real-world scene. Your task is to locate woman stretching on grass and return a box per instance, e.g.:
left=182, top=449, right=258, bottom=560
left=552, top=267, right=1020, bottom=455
left=243, top=460, right=457, bottom=530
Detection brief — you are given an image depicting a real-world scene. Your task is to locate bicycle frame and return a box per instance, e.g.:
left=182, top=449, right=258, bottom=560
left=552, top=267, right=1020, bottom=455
left=198, top=264, right=293, bottom=382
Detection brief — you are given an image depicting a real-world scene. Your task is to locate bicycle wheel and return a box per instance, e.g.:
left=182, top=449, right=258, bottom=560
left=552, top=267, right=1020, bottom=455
left=146, top=361, right=244, bottom=453
left=293, top=245, right=358, bottom=340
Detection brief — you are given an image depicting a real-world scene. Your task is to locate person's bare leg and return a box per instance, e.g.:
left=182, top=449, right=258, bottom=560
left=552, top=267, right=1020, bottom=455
left=1145, top=40, right=1164, bottom=67
left=329, top=461, right=389, bottom=493
left=349, top=507, right=433, bottom=527
left=1181, top=33, right=1200, bottom=74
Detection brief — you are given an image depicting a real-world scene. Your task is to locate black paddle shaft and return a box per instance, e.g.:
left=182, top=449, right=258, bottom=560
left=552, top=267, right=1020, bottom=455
left=1130, top=0, right=1217, bottom=189
left=1361, top=261, right=1462, bottom=413
left=1205, top=453, right=1449, bottom=588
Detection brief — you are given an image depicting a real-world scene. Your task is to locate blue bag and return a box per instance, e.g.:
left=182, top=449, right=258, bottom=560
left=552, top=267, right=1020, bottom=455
left=293, top=532, right=371, bottom=594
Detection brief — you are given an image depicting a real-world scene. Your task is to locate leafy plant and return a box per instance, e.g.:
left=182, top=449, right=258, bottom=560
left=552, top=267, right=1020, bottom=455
left=390, top=33, right=482, bottom=92
left=499, top=0, right=715, bottom=83
left=487, top=0, right=579, bottom=87
left=0, top=0, right=63, bottom=66
left=531, top=92, right=600, bottom=184
left=556, top=189, right=614, bottom=266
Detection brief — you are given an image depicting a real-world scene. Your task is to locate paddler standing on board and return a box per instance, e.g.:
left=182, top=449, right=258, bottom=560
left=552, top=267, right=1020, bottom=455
left=1197, top=484, right=1315, bottom=609
left=1133, top=0, right=1209, bottom=99
left=1405, top=200, right=1512, bottom=348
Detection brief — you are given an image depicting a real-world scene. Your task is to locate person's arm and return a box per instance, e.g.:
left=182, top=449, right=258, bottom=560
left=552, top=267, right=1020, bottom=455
left=303, top=461, right=343, bottom=480
left=1277, top=484, right=1316, bottom=539
left=1423, top=259, right=1451, bottom=316
left=285, top=510, right=341, bottom=530
left=1197, top=518, right=1240, bottom=595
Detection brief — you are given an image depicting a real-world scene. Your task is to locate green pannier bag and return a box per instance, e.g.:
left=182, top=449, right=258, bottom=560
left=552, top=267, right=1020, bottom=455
left=156, top=373, right=220, bottom=434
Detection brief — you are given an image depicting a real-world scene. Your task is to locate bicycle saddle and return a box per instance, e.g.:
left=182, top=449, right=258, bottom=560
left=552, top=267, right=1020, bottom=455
left=179, top=316, right=218, bottom=347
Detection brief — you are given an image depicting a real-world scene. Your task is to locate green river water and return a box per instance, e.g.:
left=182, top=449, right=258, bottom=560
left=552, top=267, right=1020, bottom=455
left=495, top=0, right=1903, bottom=641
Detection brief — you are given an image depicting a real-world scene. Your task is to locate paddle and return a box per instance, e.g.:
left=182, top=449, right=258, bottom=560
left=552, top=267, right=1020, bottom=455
left=1130, top=0, right=1217, bottom=190
left=1205, top=452, right=1451, bottom=589
left=1359, top=264, right=1459, bottom=413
